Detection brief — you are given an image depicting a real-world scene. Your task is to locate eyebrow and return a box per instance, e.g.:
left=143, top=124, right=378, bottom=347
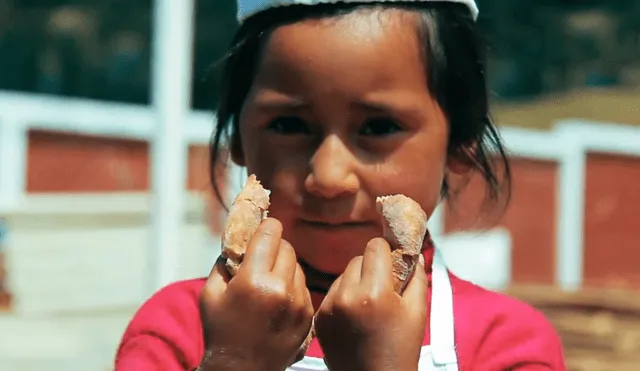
left=354, top=100, right=396, bottom=113
left=249, top=89, right=431, bottom=120
left=250, top=90, right=309, bottom=111
left=354, top=92, right=431, bottom=120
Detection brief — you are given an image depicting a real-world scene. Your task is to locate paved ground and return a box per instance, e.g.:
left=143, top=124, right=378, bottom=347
left=0, top=308, right=136, bottom=371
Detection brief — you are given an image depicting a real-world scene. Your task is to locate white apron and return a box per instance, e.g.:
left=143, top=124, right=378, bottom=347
left=288, top=248, right=459, bottom=371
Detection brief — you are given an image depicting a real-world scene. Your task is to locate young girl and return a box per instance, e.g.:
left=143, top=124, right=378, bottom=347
left=115, top=0, right=566, bottom=370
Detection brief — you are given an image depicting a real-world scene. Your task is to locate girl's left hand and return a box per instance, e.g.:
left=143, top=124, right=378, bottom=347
left=314, top=238, right=429, bottom=371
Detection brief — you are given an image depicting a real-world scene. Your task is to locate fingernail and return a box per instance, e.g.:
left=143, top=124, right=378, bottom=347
left=419, top=255, right=425, bottom=267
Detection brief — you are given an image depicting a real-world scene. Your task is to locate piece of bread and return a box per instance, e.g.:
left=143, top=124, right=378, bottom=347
left=220, top=174, right=270, bottom=275
left=376, top=195, right=428, bottom=293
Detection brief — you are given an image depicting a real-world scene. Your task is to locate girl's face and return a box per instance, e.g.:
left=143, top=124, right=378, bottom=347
left=235, top=9, right=457, bottom=286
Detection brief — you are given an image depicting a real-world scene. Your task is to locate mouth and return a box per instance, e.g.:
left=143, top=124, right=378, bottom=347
left=298, top=219, right=374, bottom=230
left=298, top=259, right=340, bottom=294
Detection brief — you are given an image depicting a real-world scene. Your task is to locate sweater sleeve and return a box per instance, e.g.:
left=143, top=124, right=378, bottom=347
left=114, top=279, right=207, bottom=371
left=471, top=298, right=566, bottom=371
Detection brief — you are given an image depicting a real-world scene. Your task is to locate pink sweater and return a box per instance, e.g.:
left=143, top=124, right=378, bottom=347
left=115, top=267, right=566, bottom=371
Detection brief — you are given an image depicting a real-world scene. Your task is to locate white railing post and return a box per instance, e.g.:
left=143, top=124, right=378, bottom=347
left=427, top=203, right=445, bottom=244
left=227, top=161, right=248, bottom=202
left=0, top=117, right=28, bottom=212
left=148, top=0, right=196, bottom=293
left=555, top=124, right=587, bottom=291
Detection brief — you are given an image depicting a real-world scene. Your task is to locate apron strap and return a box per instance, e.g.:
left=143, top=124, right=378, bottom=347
left=429, top=248, right=459, bottom=370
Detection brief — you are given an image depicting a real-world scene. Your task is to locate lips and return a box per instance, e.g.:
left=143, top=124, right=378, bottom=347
left=298, top=258, right=339, bottom=294
left=298, top=218, right=375, bottom=230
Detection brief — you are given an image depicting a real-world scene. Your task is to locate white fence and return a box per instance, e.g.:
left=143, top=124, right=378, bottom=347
left=0, top=192, right=215, bottom=371
left=1, top=91, right=640, bottom=291
left=4, top=192, right=213, bottom=315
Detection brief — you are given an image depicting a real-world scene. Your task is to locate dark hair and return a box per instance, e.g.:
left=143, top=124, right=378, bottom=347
left=210, top=2, right=511, bottom=216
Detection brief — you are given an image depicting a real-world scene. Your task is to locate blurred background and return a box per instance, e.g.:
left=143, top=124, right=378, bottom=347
left=0, top=0, right=639, bottom=370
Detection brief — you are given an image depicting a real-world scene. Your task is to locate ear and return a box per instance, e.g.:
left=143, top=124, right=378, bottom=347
left=446, top=143, right=476, bottom=175
left=230, top=132, right=245, bottom=167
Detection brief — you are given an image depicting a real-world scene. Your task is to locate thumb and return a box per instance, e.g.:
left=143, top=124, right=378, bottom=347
left=401, top=255, right=429, bottom=315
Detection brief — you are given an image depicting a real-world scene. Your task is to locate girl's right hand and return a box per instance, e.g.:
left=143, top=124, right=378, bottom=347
left=197, top=218, right=314, bottom=371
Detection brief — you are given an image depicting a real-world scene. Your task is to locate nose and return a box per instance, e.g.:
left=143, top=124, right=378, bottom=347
left=304, top=135, right=359, bottom=199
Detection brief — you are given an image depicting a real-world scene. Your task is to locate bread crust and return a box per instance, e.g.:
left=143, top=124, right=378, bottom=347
left=376, top=195, right=428, bottom=293
left=220, top=174, right=270, bottom=275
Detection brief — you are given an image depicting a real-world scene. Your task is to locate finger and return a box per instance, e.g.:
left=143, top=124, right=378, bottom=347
left=360, top=238, right=393, bottom=289
left=293, top=263, right=310, bottom=300
left=272, top=239, right=297, bottom=282
left=293, top=263, right=313, bottom=316
left=318, top=274, right=342, bottom=313
left=340, top=255, right=364, bottom=288
left=242, top=218, right=283, bottom=274
left=401, top=256, right=429, bottom=313
left=203, top=256, right=231, bottom=298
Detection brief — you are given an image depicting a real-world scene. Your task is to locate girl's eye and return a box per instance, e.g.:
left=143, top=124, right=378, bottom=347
left=359, top=118, right=403, bottom=137
left=266, top=116, right=311, bottom=135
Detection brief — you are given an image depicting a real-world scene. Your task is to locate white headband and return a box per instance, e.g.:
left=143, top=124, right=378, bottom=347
left=237, top=0, right=479, bottom=23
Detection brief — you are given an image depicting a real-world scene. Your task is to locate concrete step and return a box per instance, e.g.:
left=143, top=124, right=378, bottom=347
left=0, top=308, right=136, bottom=371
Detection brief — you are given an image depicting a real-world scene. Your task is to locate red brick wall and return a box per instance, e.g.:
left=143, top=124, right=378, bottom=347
left=444, top=158, right=558, bottom=285
left=583, top=153, right=640, bottom=290
left=27, top=130, right=212, bottom=192
left=26, top=130, right=227, bottom=233
left=443, top=154, right=640, bottom=289
left=0, top=252, right=9, bottom=310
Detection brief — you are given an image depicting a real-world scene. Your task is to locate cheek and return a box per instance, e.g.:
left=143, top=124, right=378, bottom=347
left=241, top=130, right=309, bottom=204
left=371, top=138, right=447, bottom=217
left=243, top=142, right=306, bottom=180
left=378, top=164, right=444, bottom=215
